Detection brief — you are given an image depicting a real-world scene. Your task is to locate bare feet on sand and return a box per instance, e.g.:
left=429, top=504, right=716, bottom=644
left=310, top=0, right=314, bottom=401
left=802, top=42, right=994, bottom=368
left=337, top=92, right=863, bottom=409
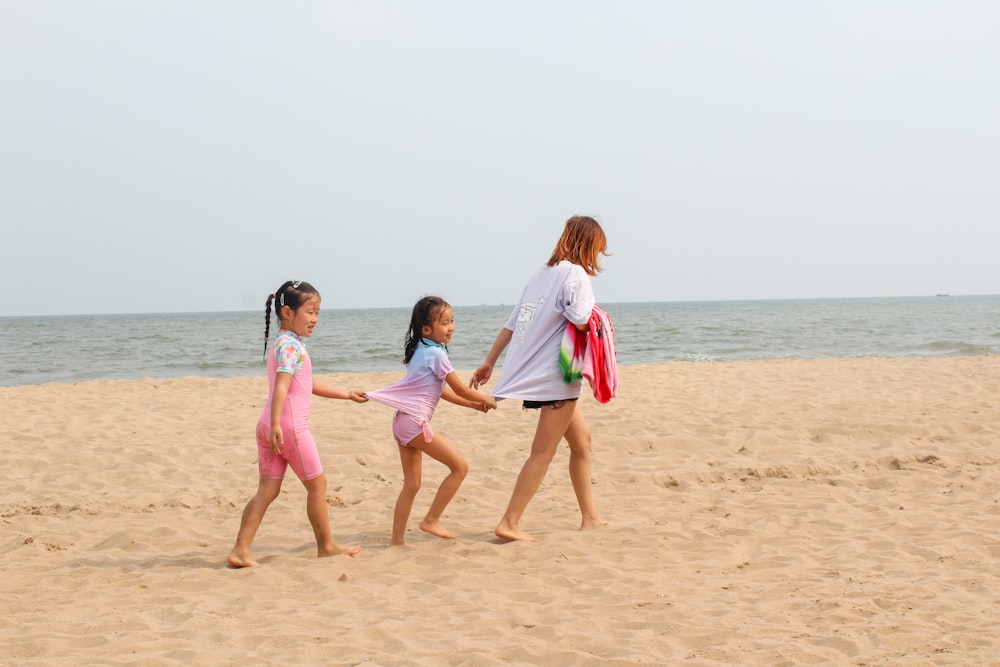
left=319, top=543, right=362, bottom=558
left=493, top=516, right=607, bottom=542
left=494, top=521, right=540, bottom=542
left=226, top=551, right=259, bottom=568
left=228, top=543, right=359, bottom=567
left=419, top=519, right=457, bottom=539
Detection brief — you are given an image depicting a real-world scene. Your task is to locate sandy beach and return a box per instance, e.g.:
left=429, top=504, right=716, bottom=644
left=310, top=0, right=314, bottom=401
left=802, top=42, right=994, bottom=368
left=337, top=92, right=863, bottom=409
left=2, top=357, right=999, bottom=666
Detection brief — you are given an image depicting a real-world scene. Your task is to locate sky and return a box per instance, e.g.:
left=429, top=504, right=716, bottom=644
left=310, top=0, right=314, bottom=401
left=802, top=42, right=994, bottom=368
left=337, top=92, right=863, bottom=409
left=2, top=1, right=998, bottom=317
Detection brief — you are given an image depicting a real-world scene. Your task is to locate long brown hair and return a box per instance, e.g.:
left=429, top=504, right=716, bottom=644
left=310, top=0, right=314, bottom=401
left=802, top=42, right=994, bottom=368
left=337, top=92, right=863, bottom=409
left=546, top=215, right=608, bottom=276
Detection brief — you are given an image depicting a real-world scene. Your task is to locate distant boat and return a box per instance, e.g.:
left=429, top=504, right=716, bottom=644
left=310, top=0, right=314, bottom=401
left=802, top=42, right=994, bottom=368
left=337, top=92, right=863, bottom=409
left=936, top=294, right=950, bottom=297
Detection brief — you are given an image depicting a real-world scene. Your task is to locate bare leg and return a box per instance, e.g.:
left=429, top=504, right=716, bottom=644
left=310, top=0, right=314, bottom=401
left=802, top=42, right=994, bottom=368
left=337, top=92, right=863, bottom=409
left=228, top=477, right=283, bottom=568
left=391, top=444, right=422, bottom=545
left=495, top=402, right=577, bottom=542
left=564, top=408, right=605, bottom=530
left=303, top=473, right=361, bottom=557
left=411, top=432, right=468, bottom=539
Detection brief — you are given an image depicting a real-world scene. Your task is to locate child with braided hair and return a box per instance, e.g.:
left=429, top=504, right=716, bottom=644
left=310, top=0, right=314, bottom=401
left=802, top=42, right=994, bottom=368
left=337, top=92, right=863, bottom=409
left=227, top=280, right=365, bottom=568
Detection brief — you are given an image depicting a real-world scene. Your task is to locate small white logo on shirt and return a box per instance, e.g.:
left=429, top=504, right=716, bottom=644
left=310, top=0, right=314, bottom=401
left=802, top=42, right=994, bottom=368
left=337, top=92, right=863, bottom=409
left=517, top=302, right=536, bottom=326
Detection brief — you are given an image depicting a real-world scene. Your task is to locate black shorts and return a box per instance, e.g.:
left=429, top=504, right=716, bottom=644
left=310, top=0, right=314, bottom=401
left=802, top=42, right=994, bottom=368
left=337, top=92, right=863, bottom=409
left=522, top=398, right=578, bottom=410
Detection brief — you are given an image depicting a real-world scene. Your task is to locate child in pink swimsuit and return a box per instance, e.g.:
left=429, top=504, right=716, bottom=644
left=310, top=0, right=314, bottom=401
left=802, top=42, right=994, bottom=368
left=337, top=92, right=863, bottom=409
left=227, top=280, right=367, bottom=568
left=365, top=296, right=496, bottom=546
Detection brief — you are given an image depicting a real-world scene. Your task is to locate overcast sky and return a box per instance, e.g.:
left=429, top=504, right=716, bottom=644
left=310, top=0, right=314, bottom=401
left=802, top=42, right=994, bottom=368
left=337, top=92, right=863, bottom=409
left=2, top=1, right=998, bottom=317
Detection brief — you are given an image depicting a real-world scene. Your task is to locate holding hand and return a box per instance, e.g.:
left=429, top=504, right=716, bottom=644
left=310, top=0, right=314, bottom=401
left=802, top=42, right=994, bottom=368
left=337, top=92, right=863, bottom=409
left=348, top=391, right=369, bottom=403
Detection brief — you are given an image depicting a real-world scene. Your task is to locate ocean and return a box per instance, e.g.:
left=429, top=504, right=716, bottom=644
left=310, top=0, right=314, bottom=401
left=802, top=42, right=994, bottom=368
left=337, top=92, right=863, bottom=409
left=2, top=295, right=998, bottom=387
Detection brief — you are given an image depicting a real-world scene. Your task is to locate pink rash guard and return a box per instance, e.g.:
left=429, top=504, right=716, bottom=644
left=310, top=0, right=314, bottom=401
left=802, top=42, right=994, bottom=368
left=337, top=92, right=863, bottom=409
left=366, top=339, right=452, bottom=446
left=256, top=330, right=323, bottom=480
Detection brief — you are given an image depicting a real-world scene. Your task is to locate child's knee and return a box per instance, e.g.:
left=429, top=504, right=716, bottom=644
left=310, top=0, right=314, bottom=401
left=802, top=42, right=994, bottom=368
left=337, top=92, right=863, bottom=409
left=256, top=479, right=283, bottom=501
left=306, top=473, right=328, bottom=493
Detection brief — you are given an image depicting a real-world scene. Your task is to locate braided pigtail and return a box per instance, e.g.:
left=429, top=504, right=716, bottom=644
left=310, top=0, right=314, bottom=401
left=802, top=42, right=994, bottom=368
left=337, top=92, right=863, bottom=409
left=263, top=292, right=277, bottom=361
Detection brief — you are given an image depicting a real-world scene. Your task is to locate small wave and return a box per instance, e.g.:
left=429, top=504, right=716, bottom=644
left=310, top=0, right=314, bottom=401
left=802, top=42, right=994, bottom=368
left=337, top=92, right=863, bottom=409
left=186, top=361, right=260, bottom=372
left=916, top=341, right=997, bottom=356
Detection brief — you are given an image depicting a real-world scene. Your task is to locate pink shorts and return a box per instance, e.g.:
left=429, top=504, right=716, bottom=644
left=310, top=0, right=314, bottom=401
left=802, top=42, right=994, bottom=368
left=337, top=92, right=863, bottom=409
left=256, top=422, right=324, bottom=481
left=392, top=411, right=434, bottom=447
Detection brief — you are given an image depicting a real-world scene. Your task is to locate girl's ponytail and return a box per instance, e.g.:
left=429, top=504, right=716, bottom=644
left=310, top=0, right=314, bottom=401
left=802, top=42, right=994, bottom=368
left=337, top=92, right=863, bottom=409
left=263, top=292, right=277, bottom=360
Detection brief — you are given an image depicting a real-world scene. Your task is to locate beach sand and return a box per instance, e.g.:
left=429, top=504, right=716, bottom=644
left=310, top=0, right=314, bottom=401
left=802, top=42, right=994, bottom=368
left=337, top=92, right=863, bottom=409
left=2, top=357, right=999, bottom=666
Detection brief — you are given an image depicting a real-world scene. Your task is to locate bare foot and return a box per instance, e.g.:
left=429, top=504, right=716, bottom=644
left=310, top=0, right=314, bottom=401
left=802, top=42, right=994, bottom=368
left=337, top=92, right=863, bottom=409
left=319, top=543, right=362, bottom=558
left=388, top=539, right=414, bottom=547
left=494, top=521, right=540, bottom=543
left=226, top=551, right=259, bottom=568
left=580, top=516, right=608, bottom=531
left=419, top=519, right=457, bottom=539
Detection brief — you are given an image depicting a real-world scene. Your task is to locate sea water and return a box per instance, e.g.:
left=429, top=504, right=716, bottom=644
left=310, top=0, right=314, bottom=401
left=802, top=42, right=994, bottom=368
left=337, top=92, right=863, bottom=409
left=1, top=295, right=997, bottom=387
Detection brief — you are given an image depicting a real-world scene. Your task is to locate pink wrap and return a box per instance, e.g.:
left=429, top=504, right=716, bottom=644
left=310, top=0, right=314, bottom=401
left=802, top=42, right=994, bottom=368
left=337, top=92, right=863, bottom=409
left=560, top=305, right=618, bottom=404
left=582, top=304, right=618, bottom=403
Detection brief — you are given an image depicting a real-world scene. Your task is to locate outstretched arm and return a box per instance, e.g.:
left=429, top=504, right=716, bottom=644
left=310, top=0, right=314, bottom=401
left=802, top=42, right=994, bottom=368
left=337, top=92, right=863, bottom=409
left=470, top=328, right=513, bottom=389
left=443, top=372, right=497, bottom=412
left=313, top=378, right=368, bottom=403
